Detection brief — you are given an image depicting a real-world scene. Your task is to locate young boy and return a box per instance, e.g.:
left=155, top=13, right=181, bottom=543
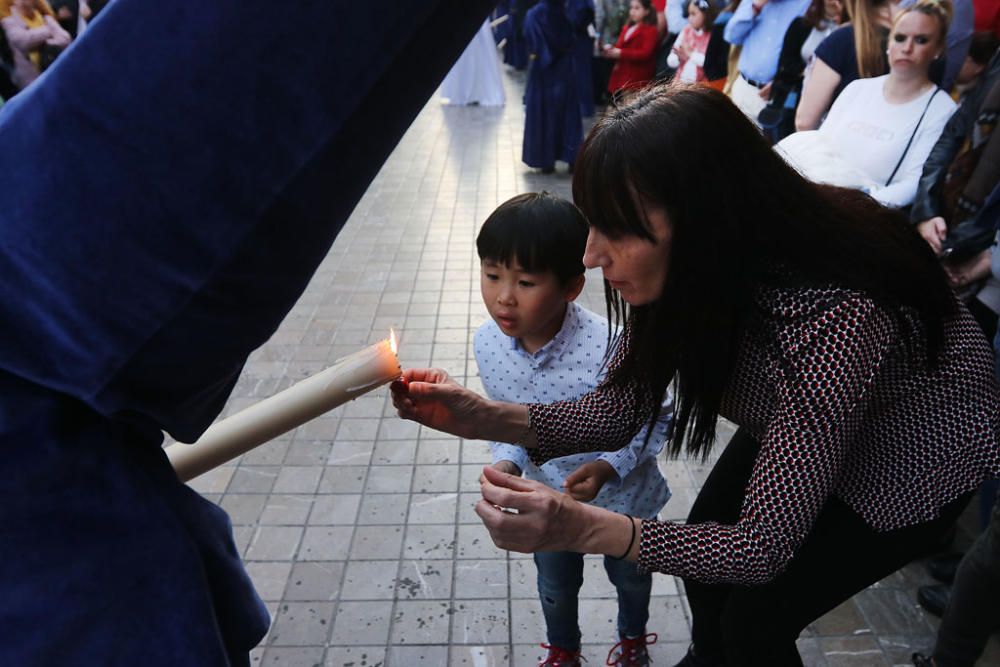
left=473, top=192, right=673, bottom=667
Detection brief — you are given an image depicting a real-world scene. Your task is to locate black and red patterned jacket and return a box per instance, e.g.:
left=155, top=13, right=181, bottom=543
left=528, top=281, right=1000, bottom=584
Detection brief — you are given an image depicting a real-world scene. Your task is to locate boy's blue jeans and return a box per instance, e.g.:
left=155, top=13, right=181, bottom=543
left=534, top=550, right=652, bottom=651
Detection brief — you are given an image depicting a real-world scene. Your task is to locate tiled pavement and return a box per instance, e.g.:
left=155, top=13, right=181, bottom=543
left=184, top=69, right=1000, bottom=666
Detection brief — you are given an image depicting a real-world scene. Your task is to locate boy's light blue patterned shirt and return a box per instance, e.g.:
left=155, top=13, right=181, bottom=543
left=474, top=302, right=672, bottom=519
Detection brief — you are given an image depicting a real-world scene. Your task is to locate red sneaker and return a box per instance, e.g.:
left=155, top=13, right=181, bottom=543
left=606, top=632, right=658, bottom=666
left=539, top=643, right=584, bottom=667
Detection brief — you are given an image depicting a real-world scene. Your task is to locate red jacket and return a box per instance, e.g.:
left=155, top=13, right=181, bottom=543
left=607, top=23, right=659, bottom=94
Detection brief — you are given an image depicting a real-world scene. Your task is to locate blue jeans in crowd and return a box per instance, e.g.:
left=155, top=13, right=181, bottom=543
left=534, top=550, right=652, bottom=651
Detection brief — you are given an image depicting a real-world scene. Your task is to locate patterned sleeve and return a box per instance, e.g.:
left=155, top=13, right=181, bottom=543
left=638, top=296, right=893, bottom=584
left=527, top=327, right=654, bottom=466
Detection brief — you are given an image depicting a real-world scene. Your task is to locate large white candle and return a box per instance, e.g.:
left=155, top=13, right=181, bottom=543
left=166, top=333, right=401, bottom=482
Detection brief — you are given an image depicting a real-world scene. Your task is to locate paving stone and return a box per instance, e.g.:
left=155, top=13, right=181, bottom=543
left=341, top=560, right=401, bottom=601
left=448, top=645, right=509, bottom=667
left=450, top=600, right=509, bottom=645
left=396, top=559, right=454, bottom=600
left=284, top=561, right=345, bottom=602
left=407, top=492, right=459, bottom=524
left=402, top=524, right=457, bottom=560
left=298, top=526, right=354, bottom=561
left=323, top=645, right=386, bottom=667
left=318, top=465, right=368, bottom=494
left=412, top=464, right=460, bottom=493
left=385, top=644, right=447, bottom=666
left=390, top=600, right=453, bottom=644
left=365, top=465, right=414, bottom=494
left=350, top=524, right=405, bottom=560
left=246, top=526, right=303, bottom=561
left=453, top=560, right=508, bottom=600
left=268, top=602, right=335, bottom=646
left=247, top=561, right=295, bottom=602
left=260, top=494, right=314, bottom=525
left=330, top=601, right=393, bottom=646
left=309, top=494, right=362, bottom=526
left=259, top=646, right=326, bottom=667
left=357, top=493, right=410, bottom=525
left=221, top=493, right=268, bottom=525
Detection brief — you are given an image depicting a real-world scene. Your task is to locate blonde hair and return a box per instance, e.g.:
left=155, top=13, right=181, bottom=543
left=844, top=0, right=890, bottom=78
left=893, top=0, right=953, bottom=46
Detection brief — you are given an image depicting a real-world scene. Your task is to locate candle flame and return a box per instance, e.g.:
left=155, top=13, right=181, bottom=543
left=389, top=328, right=398, bottom=355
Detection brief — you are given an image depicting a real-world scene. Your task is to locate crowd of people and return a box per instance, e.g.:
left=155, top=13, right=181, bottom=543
left=503, top=0, right=998, bottom=198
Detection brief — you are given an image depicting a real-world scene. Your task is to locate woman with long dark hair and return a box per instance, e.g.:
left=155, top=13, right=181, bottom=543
left=392, top=83, right=1000, bottom=666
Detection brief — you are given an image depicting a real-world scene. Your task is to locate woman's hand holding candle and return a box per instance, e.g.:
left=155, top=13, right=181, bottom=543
left=392, top=367, right=536, bottom=446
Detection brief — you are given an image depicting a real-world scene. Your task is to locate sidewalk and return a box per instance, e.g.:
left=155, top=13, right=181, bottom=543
left=188, top=69, right=999, bottom=667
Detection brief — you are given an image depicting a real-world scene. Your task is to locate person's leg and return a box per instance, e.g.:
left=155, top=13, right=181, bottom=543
left=604, top=555, right=654, bottom=638
left=682, top=428, right=762, bottom=663
left=714, top=493, right=970, bottom=667
left=535, top=550, right=586, bottom=651
left=933, top=494, right=1000, bottom=666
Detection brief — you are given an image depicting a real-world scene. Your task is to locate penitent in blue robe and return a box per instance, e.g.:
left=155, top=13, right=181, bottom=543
left=503, top=0, right=534, bottom=70
left=566, top=0, right=596, bottom=118
left=0, top=1, right=493, bottom=665
left=522, top=0, right=584, bottom=170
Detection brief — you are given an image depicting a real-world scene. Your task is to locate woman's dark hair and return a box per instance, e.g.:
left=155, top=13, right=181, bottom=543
left=476, top=192, right=589, bottom=285
left=572, top=83, right=955, bottom=459
left=632, top=0, right=658, bottom=26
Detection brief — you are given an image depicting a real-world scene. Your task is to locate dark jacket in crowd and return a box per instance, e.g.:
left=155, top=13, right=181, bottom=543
left=911, top=52, right=1000, bottom=235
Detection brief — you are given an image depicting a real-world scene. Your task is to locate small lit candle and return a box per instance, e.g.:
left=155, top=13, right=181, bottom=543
left=166, top=330, right=401, bottom=482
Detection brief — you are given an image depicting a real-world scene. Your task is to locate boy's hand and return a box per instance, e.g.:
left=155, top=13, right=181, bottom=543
left=563, top=461, right=616, bottom=502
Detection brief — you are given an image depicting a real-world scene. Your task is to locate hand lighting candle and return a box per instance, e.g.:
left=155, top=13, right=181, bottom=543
left=166, top=330, right=401, bottom=482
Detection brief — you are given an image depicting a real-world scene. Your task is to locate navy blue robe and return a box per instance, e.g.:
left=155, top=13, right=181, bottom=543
left=522, top=0, right=583, bottom=170
left=0, top=0, right=493, bottom=664
left=567, top=0, right=596, bottom=118
left=504, top=0, right=534, bottom=70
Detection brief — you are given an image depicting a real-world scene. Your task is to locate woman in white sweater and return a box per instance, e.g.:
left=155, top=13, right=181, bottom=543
left=777, top=0, right=956, bottom=208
